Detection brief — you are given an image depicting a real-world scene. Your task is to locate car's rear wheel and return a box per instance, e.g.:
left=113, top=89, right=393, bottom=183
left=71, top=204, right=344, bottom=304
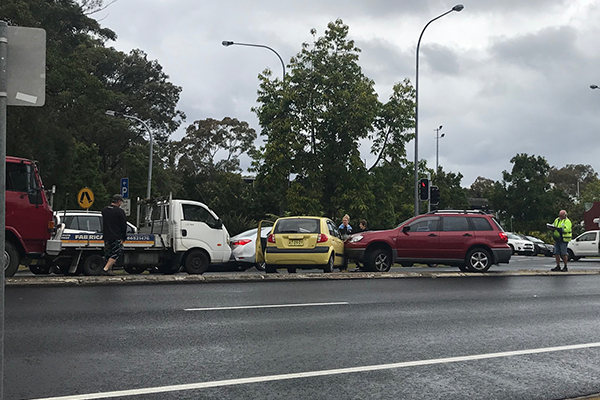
left=265, top=264, right=277, bottom=273
left=323, top=254, right=335, bottom=273
left=367, top=249, right=392, bottom=272
left=465, top=248, right=492, bottom=272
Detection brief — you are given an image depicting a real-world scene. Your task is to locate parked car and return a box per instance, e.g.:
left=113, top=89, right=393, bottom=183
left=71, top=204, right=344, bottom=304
left=256, top=216, right=345, bottom=273
left=228, top=226, right=272, bottom=271
left=54, top=210, right=137, bottom=235
left=519, top=234, right=553, bottom=257
left=506, top=232, right=535, bottom=255
left=567, top=230, right=599, bottom=261
left=344, top=210, right=512, bottom=273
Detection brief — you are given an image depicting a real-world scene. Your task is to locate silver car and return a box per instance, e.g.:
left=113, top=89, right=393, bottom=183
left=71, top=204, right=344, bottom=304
left=229, top=226, right=272, bottom=271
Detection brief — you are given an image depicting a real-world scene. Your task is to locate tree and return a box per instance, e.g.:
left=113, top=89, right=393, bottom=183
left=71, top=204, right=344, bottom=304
left=468, top=176, right=496, bottom=199
left=548, top=164, right=598, bottom=199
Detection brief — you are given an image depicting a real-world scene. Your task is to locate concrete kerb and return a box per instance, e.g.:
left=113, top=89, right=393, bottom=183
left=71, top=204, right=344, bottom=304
left=7, top=269, right=600, bottom=287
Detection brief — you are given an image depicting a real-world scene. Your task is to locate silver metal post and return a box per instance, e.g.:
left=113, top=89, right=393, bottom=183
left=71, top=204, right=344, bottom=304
left=0, top=20, right=7, bottom=400
left=222, top=41, right=285, bottom=81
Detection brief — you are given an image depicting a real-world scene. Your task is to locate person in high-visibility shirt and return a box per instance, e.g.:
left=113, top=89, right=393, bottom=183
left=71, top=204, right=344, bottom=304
left=550, top=209, right=572, bottom=272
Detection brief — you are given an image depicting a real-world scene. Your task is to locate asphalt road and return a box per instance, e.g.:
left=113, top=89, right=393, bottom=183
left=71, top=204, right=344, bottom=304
left=6, top=266, right=600, bottom=399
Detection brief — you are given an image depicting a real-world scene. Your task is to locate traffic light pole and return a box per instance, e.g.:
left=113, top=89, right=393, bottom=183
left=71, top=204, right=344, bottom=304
left=427, top=173, right=431, bottom=213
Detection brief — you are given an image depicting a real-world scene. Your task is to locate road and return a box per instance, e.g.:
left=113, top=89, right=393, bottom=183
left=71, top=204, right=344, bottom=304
left=6, top=257, right=600, bottom=399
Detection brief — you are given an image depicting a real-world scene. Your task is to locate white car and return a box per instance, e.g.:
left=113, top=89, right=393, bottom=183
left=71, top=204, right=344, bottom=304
left=567, top=230, right=599, bottom=261
left=506, top=232, right=535, bottom=255
left=229, top=226, right=272, bottom=271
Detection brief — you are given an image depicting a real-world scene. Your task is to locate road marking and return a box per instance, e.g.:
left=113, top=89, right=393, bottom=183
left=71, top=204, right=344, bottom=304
left=28, top=341, right=600, bottom=400
left=184, top=302, right=349, bottom=311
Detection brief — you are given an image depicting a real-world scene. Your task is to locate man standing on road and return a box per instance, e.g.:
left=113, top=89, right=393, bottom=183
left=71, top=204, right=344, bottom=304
left=101, top=194, right=128, bottom=276
left=550, top=209, right=572, bottom=272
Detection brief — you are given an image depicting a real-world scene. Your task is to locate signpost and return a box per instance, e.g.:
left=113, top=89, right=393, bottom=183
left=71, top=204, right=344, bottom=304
left=120, top=177, right=129, bottom=199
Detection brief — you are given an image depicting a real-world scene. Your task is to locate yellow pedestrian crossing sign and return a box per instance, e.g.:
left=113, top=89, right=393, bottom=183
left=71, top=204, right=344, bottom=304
left=77, top=187, right=94, bottom=209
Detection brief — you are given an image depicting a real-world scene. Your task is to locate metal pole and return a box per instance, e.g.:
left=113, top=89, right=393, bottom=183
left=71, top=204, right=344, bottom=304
left=414, top=5, right=463, bottom=216
left=0, top=20, right=7, bottom=400
left=435, top=126, right=443, bottom=175
left=222, top=41, right=285, bottom=81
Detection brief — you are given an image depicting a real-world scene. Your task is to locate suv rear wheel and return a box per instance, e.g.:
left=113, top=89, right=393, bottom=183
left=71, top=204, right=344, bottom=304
left=466, top=248, right=492, bottom=272
left=367, top=249, right=392, bottom=272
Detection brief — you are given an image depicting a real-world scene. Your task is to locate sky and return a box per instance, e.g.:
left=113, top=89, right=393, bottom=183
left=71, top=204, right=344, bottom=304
left=96, top=0, right=600, bottom=187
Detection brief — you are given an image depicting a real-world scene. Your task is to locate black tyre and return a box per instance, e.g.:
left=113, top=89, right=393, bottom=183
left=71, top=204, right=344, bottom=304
left=323, top=254, right=335, bottom=273
left=367, top=249, right=392, bottom=272
left=508, top=245, right=515, bottom=255
left=465, top=248, right=492, bottom=272
left=29, top=265, right=51, bottom=275
left=254, top=261, right=266, bottom=271
left=83, top=254, right=105, bottom=276
left=4, top=241, right=20, bottom=277
left=124, top=265, right=147, bottom=274
left=458, top=264, right=470, bottom=272
left=401, top=262, right=414, bottom=268
left=287, top=266, right=297, bottom=273
left=265, top=264, right=277, bottom=273
left=158, top=259, right=179, bottom=275
left=185, top=250, right=209, bottom=274
left=567, top=249, right=580, bottom=261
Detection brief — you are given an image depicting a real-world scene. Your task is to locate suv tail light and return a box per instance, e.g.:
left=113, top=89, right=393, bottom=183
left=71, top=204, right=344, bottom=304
left=498, top=232, right=508, bottom=242
left=267, top=234, right=275, bottom=243
left=231, top=239, right=251, bottom=246
left=317, top=234, right=328, bottom=243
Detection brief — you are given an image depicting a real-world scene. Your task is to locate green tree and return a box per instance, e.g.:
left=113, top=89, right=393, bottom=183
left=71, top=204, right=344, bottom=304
left=548, top=164, right=598, bottom=199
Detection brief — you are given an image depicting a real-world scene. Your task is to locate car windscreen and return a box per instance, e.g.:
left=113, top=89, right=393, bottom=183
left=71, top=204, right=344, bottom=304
left=274, top=218, right=320, bottom=234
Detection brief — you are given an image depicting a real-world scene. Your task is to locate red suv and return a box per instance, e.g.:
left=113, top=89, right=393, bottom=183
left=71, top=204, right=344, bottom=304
left=344, top=210, right=511, bottom=272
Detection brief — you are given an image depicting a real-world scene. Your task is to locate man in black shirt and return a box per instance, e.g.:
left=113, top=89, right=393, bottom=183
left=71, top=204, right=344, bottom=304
left=101, top=194, right=128, bottom=275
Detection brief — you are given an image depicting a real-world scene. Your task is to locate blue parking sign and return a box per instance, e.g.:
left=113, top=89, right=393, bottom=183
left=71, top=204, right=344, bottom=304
left=121, top=178, right=129, bottom=199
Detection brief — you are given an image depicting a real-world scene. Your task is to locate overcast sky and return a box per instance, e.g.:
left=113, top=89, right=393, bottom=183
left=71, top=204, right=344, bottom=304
left=98, top=0, right=600, bottom=187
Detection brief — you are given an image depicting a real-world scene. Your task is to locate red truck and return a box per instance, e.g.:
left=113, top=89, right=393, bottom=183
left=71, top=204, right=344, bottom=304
left=5, top=156, right=54, bottom=276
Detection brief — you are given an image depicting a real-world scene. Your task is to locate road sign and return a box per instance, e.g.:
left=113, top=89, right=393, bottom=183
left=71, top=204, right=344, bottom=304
left=121, top=177, right=129, bottom=199
left=5, top=26, right=46, bottom=107
left=77, top=187, right=94, bottom=209
left=121, top=198, right=131, bottom=216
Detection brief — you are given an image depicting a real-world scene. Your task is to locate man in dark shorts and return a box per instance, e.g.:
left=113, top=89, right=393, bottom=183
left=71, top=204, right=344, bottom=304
left=101, top=194, right=128, bottom=276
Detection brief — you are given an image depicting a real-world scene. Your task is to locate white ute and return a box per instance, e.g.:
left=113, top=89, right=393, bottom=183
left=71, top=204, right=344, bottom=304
left=47, top=197, right=231, bottom=275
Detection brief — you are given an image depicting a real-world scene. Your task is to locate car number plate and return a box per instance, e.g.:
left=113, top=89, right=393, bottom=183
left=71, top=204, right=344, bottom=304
left=289, top=239, right=303, bottom=246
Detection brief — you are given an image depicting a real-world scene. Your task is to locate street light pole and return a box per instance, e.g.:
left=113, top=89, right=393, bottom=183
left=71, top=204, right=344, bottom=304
left=105, top=111, right=153, bottom=200
left=591, top=84, right=599, bottom=90
left=435, top=125, right=444, bottom=175
left=414, top=4, right=464, bottom=216
left=222, top=41, right=285, bottom=81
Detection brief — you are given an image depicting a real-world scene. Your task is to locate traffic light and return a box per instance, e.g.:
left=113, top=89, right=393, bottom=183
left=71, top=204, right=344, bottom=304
left=419, top=178, right=429, bottom=201
left=430, top=185, right=440, bottom=205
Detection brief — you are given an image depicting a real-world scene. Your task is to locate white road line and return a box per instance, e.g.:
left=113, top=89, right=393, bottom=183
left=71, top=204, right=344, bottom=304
left=29, top=341, right=600, bottom=400
left=184, top=302, right=349, bottom=311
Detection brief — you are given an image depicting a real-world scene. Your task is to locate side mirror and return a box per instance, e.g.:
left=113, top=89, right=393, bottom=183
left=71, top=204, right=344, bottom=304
left=402, top=225, right=410, bottom=233
left=215, top=218, right=223, bottom=229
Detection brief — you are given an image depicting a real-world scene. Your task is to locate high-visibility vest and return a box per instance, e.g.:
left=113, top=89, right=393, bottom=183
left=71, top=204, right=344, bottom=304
left=553, top=217, right=572, bottom=242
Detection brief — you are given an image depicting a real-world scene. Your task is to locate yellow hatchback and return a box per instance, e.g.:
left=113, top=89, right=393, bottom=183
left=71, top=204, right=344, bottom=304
left=256, top=216, right=346, bottom=273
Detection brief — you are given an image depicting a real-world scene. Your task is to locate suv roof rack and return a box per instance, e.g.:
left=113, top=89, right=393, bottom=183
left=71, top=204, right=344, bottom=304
left=427, top=209, right=489, bottom=215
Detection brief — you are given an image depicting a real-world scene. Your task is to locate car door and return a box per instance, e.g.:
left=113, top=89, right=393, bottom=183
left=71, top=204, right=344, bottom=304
left=396, top=216, right=440, bottom=260
left=326, top=220, right=345, bottom=265
left=255, top=220, right=274, bottom=265
left=571, top=232, right=597, bottom=256
left=178, top=203, right=228, bottom=261
left=437, top=216, right=474, bottom=261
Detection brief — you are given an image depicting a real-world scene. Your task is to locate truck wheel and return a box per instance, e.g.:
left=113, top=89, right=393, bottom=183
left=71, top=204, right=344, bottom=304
left=83, top=254, right=105, bottom=276
left=367, top=249, right=392, bottom=272
left=124, top=265, right=147, bottom=274
left=185, top=250, right=209, bottom=274
left=5, top=242, right=20, bottom=277
left=29, top=265, right=51, bottom=275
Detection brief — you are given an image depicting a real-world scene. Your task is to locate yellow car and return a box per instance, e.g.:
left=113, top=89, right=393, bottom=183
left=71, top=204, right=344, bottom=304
left=256, top=216, right=346, bottom=273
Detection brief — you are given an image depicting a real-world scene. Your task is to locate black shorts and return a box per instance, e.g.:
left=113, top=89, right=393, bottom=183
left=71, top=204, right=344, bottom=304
left=104, top=240, right=124, bottom=261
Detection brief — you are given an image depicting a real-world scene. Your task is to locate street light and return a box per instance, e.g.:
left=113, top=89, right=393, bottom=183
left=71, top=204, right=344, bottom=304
left=435, top=125, right=445, bottom=175
left=222, top=40, right=286, bottom=81
left=591, top=84, right=599, bottom=89
left=105, top=110, right=153, bottom=200
left=414, top=4, right=464, bottom=216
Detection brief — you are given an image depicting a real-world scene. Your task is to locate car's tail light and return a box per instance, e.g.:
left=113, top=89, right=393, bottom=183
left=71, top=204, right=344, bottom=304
left=231, top=239, right=251, bottom=246
left=499, top=232, right=508, bottom=242
left=317, top=234, right=328, bottom=243
left=267, top=234, right=275, bottom=243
